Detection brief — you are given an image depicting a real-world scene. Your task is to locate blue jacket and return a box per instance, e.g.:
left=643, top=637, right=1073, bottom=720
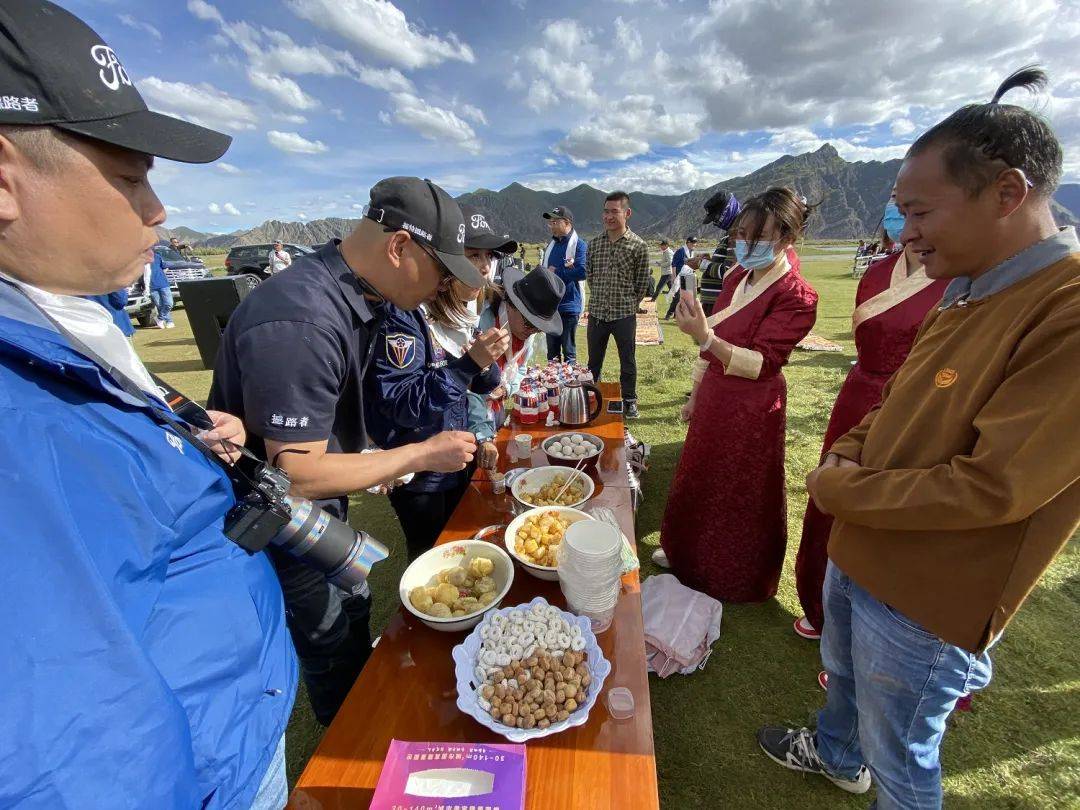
left=672, top=245, right=693, bottom=272
left=149, top=251, right=170, bottom=292
left=545, top=233, right=587, bottom=314
left=0, top=279, right=296, bottom=809
left=365, top=303, right=499, bottom=492
left=85, top=288, right=134, bottom=336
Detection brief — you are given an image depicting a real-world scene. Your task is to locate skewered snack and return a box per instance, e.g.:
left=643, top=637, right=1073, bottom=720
left=519, top=474, right=586, bottom=506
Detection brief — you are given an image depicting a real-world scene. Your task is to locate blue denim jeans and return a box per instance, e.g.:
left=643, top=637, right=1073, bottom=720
left=815, top=562, right=994, bottom=809
left=546, top=311, right=580, bottom=363
left=249, top=734, right=287, bottom=810
left=150, top=287, right=173, bottom=324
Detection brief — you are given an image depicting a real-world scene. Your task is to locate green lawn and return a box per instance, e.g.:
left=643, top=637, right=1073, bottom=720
left=133, top=244, right=1080, bottom=808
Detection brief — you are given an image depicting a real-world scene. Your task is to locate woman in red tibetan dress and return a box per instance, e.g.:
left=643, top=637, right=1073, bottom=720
left=793, top=222, right=949, bottom=639
left=660, top=188, right=818, bottom=602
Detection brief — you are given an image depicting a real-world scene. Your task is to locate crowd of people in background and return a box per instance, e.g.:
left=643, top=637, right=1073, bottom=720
left=1, top=5, right=1078, bottom=810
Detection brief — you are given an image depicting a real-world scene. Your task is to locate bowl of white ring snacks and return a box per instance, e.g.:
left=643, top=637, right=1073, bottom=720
left=452, top=597, right=612, bottom=742
left=541, top=431, right=604, bottom=472
left=399, top=540, right=515, bottom=632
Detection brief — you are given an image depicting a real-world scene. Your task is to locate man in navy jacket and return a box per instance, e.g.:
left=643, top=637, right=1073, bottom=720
left=0, top=4, right=295, bottom=807
left=541, top=205, right=587, bottom=362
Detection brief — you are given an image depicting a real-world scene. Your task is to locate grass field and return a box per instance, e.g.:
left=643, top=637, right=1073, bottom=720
left=133, top=244, right=1080, bottom=809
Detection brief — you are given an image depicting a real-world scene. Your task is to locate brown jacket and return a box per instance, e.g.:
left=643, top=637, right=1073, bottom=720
left=817, top=232, right=1080, bottom=653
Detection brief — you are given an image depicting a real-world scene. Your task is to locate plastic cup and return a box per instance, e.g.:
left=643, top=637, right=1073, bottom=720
left=513, top=434, right=533, bottom=458
left=564, top=520, right=621, bottom=558
left=491, top=472, right=506, bottom=495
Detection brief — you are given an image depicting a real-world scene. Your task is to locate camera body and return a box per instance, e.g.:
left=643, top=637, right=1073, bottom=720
left=224, top=454, right=294, bottom=553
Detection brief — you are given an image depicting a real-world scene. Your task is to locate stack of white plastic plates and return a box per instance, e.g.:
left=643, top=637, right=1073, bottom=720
left=557, top=519, right=622, bottom=632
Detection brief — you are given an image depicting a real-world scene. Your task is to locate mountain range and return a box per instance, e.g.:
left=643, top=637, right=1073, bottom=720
left=159, top=145, right=1080, bottom=248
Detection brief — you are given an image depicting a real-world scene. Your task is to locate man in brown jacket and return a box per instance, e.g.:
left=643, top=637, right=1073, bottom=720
left=759, top=67, right=1080, bottom=809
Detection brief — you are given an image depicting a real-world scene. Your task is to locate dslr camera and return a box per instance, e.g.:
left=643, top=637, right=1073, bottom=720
left=224, top=452, right=388, bottom=595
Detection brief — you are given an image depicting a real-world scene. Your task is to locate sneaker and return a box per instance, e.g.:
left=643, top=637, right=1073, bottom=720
left=793, top=616, right=822, bottom=640
left=651, top=548, right=670, bottom=568
left=818, top=671, right=829, bottom=691
left=757, top=726, right=871, bottom=795
left=165, top=321, right=176, bottom=329
left=625, top=402, right=640, bottom=419
left=156, top=320, right=166, bottom=329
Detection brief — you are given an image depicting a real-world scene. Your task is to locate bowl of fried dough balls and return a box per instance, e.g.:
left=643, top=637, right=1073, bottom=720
left=510, top=465, right=595, bottom=511
left=504, top=506, right=592, bottom=581
left=399, top=540, right=515, bottom=632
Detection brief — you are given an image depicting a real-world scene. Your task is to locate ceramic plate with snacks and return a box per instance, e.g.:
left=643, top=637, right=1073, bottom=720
left=503, top=506, right=592, bottom=581
left=399, top=540, right=514, bottom=632
left=510, top=465, right=595, bottom=510
left=452, top=597, right=612, bottom=742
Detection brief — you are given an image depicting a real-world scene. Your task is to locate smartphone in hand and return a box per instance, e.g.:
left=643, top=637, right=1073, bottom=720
left=679, top=272, right=697, bottom=309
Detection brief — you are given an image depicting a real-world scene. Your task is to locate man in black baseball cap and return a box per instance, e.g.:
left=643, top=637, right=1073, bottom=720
left=209, top=176, right=480, bottom=729
left=0, top=2, right=296, bottom=808
left=543, top=204, right=574, bottom=223
left=0, top=0, right=229, bottom=163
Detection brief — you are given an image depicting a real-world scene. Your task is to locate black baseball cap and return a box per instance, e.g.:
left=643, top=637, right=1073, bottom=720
left=365, top=176, right=486, bottom=288
left=686, top=235, right=699, bottom=243
left=542, top=205, right=574, bottom=223
left=460, top=205, right=518, bottom=255
left=0, top=1, right=230, bottom=163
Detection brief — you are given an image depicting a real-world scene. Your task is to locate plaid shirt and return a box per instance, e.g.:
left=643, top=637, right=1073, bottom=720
left=585, top=227, right=651, bottom=321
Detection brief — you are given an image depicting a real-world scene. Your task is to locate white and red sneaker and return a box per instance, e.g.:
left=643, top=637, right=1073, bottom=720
left=818, top=671, right=829, bottom=691
left=793, top=616, right=822, bottom=640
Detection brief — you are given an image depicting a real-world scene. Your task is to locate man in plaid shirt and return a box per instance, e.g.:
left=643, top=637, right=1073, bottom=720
left=585, top=190, right=651, bottom=418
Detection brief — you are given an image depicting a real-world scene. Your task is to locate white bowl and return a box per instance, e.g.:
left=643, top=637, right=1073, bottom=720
left=452, top=597, right=612, bottom=743
left=504, top=506, right=593, bottom=581
left=399, top=540, right=515, bottom=632
left=510, top=465, right=595, bottom=511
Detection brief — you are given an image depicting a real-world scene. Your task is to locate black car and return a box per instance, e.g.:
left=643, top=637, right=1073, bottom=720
left=225, top=243, right=313, bottom=280
left=125, top=245, right=212, bottom=327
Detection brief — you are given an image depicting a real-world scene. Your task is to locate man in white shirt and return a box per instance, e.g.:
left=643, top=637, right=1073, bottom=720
left=267, top=241, right=292, bottom=275
left=650, top=239, right=675, bottom=300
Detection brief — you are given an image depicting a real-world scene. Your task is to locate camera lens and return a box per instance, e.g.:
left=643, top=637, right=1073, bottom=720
left=270, top=496, right=389, bottom=594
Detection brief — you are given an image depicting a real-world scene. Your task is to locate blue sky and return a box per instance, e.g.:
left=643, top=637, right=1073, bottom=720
left=64, top=0, right=1079, bottom=234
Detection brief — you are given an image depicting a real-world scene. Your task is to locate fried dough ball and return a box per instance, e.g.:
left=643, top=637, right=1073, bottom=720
left=409, top=587, right=434, bottom=612
left=468, top=557, right=495, bottom=578
left=446, top=567, right=469, bottom=587
left=434, top=583, right=460, bottom=606
left=426, top=602, right=452, bottom=618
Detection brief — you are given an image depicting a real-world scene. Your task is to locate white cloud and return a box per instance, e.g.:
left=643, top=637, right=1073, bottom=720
left=386, top=93, right=481, bottom=153
left=297, top=212, right=308, bottom=220
left=527, top=157, right=722, bottom=196
left=208, top=203, right=222, bottom=214
left=526, top=81, right=559, bottom=112
left=267, top=130, right=330, bottom=154
left=351, top=202, right=364, bottom=210
left=187, top=0, right=223, bottom=25
left=223, top=203, right=242, bottom=216
left=118, top=13, right=162, bottom=40
left=285, top=0, right=475, bottom=70
left=555, top=95, right=705, bottom=163
left=614, top=17, right=642, bottom=61
left=356, top=66, right=414, bottom=93
left=165, top=204, right=186, bottom=215
left=523, top=22, right=600, bottom=111
left=216, top=162, right=242, bottom=174
left=274, top=112, right=308, bottom=124
left=377, top=110, right=393, bottom=125
left=457, top=102, right=488, bottom=127
left=542, top=157, right=558, bottom=166
left=140, top=77, right=258, bottom=132
left=247, top=69, right=320, bottom=110
left=890, top=118, right=916, bottom=137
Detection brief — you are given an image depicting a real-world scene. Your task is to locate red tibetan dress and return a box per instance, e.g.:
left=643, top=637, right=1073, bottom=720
left=660, top=255, right=818, bottom=602
left=794, top=250, right=949, bottom=631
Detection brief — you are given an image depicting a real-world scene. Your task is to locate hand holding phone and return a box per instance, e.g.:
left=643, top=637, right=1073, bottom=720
left=679, top=272, right=697, bottom=308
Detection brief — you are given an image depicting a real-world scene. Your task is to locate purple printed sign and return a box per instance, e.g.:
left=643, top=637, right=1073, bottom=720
left=370, top=740, right=527, bottom=810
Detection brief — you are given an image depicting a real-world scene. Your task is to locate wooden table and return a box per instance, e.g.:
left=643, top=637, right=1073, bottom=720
left=289, top=383, right=659, bottom=810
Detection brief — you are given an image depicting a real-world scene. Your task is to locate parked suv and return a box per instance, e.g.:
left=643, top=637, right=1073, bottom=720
left=225, top=242, right=313, bottom=280
left=124, top=245, right=212, bottom=327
